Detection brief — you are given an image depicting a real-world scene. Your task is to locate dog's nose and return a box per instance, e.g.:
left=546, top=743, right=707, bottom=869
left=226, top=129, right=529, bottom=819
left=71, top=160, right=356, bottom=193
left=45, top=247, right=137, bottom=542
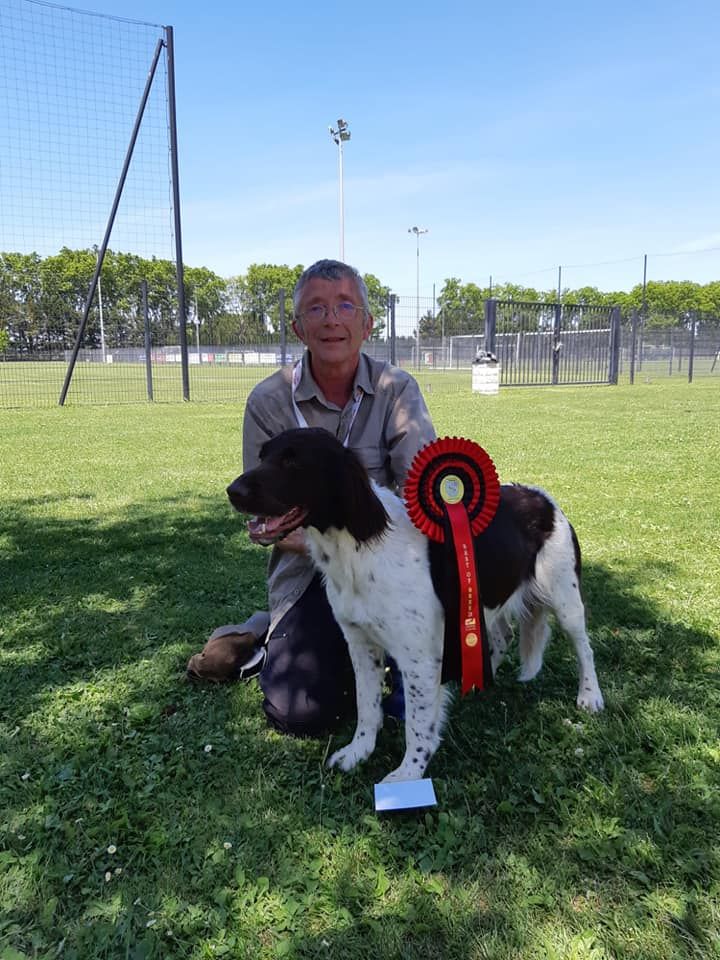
left=226, top=476, right=248, bottom=507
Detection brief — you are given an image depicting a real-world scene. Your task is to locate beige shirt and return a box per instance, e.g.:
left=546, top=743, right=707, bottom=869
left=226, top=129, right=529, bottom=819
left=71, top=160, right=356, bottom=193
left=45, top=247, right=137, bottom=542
left=242, top=351, right=436, bottom=633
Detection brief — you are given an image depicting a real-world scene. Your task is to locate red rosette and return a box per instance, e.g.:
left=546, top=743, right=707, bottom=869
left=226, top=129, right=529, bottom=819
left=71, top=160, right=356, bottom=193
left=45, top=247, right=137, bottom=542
left=404, top=437, right=500, bottom=542
left=405, top=437, right=500, bottom=695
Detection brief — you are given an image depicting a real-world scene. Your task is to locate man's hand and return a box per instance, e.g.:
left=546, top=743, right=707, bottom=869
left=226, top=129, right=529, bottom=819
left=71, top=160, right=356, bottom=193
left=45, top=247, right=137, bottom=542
left=275, top=528, right=308, bottom=554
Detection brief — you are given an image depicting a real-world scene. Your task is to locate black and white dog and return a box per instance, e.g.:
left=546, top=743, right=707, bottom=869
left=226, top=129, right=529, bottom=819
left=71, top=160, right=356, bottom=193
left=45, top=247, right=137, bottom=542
left=227, top=428, right=604, bottom=783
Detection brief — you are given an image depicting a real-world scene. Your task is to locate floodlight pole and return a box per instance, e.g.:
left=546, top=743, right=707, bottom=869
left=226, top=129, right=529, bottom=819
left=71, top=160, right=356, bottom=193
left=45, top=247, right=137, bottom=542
left=408, top=226, right=428, bottom=368
left=330, top=119, right=351, bottom=261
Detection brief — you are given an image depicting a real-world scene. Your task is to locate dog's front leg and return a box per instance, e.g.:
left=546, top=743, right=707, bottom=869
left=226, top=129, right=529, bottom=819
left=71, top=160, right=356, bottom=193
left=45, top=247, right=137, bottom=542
left=381, top=666, right=449, bottom=783
left=327, top=632, right=385, bottom=773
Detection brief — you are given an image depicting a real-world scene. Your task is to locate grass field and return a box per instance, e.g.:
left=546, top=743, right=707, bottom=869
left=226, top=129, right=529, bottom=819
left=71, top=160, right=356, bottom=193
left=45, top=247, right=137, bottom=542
left=1, top=380, right=719, bottom=959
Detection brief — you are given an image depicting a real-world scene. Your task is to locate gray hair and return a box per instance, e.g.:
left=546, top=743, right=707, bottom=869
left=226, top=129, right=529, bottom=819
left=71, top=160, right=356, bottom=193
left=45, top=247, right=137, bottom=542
left=293, top=259, right=370, bottom=316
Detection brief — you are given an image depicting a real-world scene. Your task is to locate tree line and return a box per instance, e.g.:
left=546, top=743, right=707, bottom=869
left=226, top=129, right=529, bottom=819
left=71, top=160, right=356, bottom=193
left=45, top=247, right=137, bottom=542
left=426, top=277, right=720, bottom=339
left=0, top=249, right=391, bottom=355
left=1, top=247, right=717, bottom=355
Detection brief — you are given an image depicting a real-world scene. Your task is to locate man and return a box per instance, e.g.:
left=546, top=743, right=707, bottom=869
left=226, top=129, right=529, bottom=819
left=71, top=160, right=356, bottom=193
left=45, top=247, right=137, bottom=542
left=240, top=259, right=436, bottom=736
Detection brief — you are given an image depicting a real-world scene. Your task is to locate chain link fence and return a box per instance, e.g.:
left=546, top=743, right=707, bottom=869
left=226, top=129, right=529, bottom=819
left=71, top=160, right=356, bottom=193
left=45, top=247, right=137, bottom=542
left=2, top=282, right=718, bottom=408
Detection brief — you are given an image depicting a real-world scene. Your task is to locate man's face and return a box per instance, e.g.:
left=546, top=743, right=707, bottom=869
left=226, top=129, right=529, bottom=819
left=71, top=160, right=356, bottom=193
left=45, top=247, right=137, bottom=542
left=292, top=276, right=374, bottom=367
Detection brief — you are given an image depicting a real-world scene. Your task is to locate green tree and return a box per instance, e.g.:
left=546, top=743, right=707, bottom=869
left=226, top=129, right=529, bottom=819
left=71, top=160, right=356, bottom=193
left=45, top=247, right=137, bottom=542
left=565, top=285, right=606, bottom=306
left=492, top=282, right=542, bottom=303
left=244, top=263, right=304, bottom=338
left=434, top=278, right=486, bottom=337
left=0, top=252, right=44, bottom=353
left=698, top=281, right=720, bottom=321
left=218, top=275, right=264, bottom=343
left=362, top=272, right=388, bottom=340
left=185, top=265, right=227, bottom=344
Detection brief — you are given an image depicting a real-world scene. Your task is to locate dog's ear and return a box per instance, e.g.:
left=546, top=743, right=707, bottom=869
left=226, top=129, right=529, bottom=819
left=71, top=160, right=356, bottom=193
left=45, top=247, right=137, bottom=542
left=338, top=447, right=389, bottom=543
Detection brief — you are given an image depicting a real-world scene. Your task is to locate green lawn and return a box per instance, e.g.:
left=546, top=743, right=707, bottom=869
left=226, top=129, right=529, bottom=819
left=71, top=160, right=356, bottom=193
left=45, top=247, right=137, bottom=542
left=1, top=380, right=718, bottom=959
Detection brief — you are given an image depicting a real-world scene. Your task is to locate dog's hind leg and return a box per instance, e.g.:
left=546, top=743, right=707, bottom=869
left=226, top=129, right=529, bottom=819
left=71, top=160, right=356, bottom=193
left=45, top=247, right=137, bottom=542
left=517, top=606, right=551, bottom=682
left=327, top=634, right=385, bottom=773
left=551, top=592, right=604, bottom=713
left=487, top=611, right=513, bottom=676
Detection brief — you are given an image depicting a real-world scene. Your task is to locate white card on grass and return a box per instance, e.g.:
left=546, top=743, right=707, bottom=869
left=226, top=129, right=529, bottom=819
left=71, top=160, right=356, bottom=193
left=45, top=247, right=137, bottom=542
left=374, top=778, right=437, bottom=812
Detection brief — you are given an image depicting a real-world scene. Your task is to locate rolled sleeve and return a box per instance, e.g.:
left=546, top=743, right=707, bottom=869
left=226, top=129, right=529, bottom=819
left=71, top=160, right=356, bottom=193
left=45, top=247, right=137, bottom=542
left=385, top=377, right=436, bottom=486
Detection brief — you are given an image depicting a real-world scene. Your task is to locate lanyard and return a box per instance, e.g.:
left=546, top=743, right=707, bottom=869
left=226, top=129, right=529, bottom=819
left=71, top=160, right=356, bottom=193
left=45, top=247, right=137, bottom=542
left=291, top=359, right=363, bottom=448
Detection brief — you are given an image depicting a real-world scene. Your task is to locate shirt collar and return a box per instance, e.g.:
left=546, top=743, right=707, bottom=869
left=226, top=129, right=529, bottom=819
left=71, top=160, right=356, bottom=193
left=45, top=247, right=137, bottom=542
left=295, top=350, right=375, bottom=404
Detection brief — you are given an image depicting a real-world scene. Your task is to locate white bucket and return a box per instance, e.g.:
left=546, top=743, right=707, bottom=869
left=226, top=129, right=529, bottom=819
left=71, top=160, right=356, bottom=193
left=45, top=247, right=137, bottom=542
left=471, top=362, right=500, bottom=395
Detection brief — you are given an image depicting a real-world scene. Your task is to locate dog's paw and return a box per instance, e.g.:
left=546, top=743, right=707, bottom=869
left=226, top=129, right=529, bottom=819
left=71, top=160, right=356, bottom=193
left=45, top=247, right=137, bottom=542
left=577, top=687, right=605, bottom=712
left=518, top=659, right=543, bottom=683
left=380, top=767, right=422, bottom=784
left=327, top=742, right=370, bottom=772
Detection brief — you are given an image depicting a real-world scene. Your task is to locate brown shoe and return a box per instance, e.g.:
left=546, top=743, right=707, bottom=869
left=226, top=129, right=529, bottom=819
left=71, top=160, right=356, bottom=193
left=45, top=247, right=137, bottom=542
left=186, top=612, right=270, bottom=682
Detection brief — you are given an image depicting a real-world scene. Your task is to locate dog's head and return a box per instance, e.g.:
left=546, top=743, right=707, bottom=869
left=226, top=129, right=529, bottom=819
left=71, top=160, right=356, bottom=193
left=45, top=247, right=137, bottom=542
left=227, top=427, right=389, bottom=544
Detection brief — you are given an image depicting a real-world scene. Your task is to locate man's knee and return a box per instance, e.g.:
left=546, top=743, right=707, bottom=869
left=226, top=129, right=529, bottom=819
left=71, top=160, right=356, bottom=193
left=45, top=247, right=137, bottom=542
left=261, top=687, right=353, bottom=738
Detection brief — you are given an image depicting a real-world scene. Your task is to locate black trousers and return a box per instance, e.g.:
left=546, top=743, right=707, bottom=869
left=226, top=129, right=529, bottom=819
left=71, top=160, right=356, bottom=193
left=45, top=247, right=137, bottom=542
left=259, top=574, right=356, bottom=737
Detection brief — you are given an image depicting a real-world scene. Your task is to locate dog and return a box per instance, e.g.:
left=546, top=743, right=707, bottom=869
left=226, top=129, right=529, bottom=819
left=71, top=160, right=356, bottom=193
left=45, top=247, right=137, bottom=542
left=227, top=427, right=604, bottom=783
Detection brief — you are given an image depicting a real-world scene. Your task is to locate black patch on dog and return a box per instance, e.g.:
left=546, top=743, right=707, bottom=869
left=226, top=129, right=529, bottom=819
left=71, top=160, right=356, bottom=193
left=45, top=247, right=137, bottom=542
left=430, top=485, right=559, bottom=684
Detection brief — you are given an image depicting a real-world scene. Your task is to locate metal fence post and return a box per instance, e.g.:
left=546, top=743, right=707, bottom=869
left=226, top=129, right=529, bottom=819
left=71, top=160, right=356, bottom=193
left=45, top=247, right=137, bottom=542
left=483, top=298, right=497, bottom=355
left=669, top=328, right=674, bottom=376
left=142, top=280, right=154, bottom=401
left=279, top=288, right=287, bottom=365
left=389, top=294, right=397, bottom=365
left=629, top=310, right=638, bottom=384
left=609, top=307, right=621, bottom=384
left=552, top=302, right=562, bottom=385
left=688, top=313, right=697, bottom=383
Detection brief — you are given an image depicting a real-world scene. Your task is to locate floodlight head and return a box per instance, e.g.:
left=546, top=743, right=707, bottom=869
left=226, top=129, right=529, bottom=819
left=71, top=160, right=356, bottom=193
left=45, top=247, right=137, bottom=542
left=333, top=118, right=350, bottom=142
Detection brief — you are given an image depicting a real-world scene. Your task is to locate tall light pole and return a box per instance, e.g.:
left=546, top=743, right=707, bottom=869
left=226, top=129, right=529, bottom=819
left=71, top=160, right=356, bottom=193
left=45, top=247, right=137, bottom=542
left=408, top=226, right=428, bottom=368
left=329, top=119, right=351, bottom=260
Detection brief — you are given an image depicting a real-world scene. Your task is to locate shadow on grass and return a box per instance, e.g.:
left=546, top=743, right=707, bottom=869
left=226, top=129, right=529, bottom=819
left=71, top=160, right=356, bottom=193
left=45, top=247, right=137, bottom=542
left=0, top=494, right=267, bottom=701
left=1, top=496, right=718, bottom=959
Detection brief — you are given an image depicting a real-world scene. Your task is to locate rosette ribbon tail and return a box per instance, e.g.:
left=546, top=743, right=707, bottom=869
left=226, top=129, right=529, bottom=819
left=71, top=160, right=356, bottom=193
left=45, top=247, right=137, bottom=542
left=444, top=500, right=493, bottom=695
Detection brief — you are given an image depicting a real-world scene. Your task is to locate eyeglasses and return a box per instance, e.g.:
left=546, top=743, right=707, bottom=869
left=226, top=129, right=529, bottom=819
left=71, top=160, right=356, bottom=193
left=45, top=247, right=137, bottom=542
left=296, top=301, right=365, bottom=324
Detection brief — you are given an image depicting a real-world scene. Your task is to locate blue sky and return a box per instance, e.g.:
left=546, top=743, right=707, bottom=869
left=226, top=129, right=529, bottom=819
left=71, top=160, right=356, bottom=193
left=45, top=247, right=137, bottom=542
left=7, top=0, right=720, bottom=296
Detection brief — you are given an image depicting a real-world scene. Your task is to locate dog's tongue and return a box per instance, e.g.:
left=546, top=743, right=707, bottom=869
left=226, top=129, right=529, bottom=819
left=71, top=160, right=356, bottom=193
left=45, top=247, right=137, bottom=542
left=247, top=507, right=307, bottom=544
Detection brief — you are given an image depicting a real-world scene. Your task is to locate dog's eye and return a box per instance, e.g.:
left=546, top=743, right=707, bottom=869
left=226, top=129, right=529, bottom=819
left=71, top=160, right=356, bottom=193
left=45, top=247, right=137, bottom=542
left=280, top=448, right=297, bottom=468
